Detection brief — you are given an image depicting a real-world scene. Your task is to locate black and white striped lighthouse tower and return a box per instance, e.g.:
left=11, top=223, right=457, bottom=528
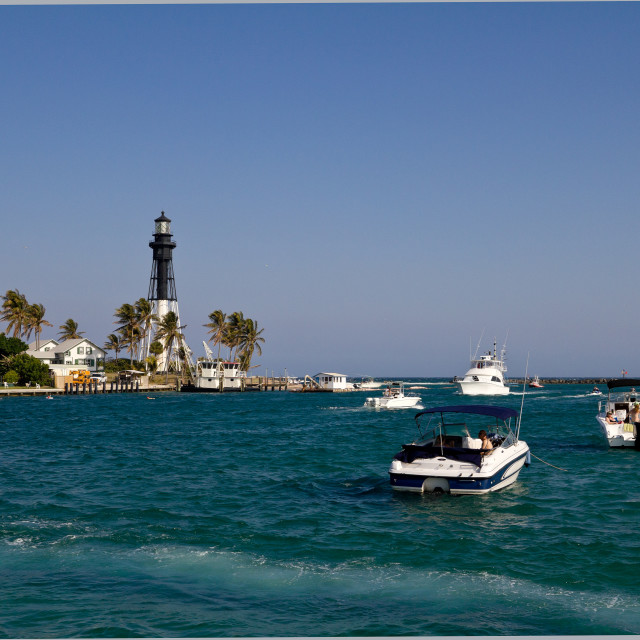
left=146, top=211, right=189, bottom=372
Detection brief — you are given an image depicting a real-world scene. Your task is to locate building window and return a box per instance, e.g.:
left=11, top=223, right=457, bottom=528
left=86, top=347, right=92, bottom=354
left=78, top=347, right=84, bottom=354
left=88, top=359, right=94, bottom=367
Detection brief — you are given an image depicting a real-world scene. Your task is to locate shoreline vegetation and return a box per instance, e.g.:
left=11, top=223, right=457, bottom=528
left=0, top=288, right=265, bottom=388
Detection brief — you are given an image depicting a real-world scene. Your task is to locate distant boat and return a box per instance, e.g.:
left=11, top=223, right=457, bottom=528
left=364, top=381, right=421, bottom=409
left=455, top=338, right=509, bottom=396
left=528, top=375, right=544, bottom=389
left=355, top=376, right=383, bottom=390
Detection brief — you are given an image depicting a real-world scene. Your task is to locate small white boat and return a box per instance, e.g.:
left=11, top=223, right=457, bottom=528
left=587, top=386, right=603, bottom=396
left=389, top=405, right=530, bottom=494
left=355, top=376, right=383, bottom=390
left=595, top=379, right=640, bottom=448
left=456, top=339, right=509, bottom=396
left=528, top=375, right=543, bottom=389
left=365, top=381, right=421, bottom=409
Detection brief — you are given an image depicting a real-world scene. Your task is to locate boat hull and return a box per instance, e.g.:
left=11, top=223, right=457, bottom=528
left=456, top=380, right=509, bottom=396
left=365, top=396, right=421, bottom=408
left=596, top=416, right=637, bottom=448
left=389, top=443, right=529, bottom=494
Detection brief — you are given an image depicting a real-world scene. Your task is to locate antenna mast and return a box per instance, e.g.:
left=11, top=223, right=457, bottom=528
left=472, top=329, right=485, bottom=361
left=516, top=352, right=529, bottom=440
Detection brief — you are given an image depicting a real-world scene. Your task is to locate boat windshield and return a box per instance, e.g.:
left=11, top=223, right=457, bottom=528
left=414, top=410, right=515, bottom=449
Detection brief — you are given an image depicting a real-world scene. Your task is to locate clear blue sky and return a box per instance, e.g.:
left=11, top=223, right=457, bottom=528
left=2, top=2, right=639, bottom=378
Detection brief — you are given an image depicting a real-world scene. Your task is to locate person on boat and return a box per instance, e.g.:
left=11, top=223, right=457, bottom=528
left=629, top=402, right=640, bottom=425
left=592, top=386, right=600, bottom=393
left=605, top=411, right=620, bottom=424
left=478, top=430, right=493, bottom=454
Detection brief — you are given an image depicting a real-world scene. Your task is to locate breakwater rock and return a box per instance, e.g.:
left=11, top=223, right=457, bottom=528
left=509, top=378, right=609, bottom=385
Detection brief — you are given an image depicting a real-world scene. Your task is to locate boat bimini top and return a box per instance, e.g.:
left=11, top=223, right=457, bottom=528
left=415, top=404, right=519, bottom=423
left=606, top=378, right=640, bottom=391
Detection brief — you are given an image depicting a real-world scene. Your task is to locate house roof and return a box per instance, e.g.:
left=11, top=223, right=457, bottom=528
left=28, top=339, right=59, bottom=351
left=26, top=338, right=106, bottom=357
left=313, top=372, right=346, bottom=378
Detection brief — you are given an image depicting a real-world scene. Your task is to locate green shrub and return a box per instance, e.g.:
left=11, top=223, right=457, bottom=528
left=4, top=370, right=19, bottom=384
left=7, top=354, right=51, bottom=386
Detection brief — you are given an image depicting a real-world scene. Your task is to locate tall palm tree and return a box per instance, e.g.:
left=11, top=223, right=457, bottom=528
left=114, top=303, right=139, bottom=365
left=134, top=298, right=156, bottom=363
left=104, top=333, right=123, bottom=360
left=25, top=303, right=53, bottom=350
left=154, top=311, right=185, bottom=382
left=58, top=318, right=84, bottom=341
left=238, top=318, right=265, bottom=372
left=225, top=311, right=245, bottom=361
left=204, top=310, right=226, bottom=360
left=1, top=289, right=30, bottom=339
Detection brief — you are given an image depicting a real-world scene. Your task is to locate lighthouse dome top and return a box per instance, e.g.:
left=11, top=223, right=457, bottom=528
left=154, top=211, right=171, bottom=234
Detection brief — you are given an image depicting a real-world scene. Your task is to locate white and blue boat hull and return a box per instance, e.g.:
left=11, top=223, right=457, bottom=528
left=389, top=445, right=530, bottom=495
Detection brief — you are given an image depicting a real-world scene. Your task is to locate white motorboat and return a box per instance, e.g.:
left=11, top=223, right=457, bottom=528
left=587, top=386, right=603, bottom=396
left=365, top=381, right=421, bottom=409
left=455, top=339, right=509, bottom=396
left=355, top=376, right=383, bottom=390
left=595, top=378, right=640, bottom=448
left=389, top=404, right=530, bottom=494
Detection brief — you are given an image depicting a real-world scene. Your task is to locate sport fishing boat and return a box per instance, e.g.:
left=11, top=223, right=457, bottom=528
left=595, top=378, right=640, bottom=448
left=528, top=375, right=544, bottom=389
left=389, top=404, right=530, bottom=494
left=364, top=381, right=421, bottom=409
left=456, top=339, right=509, bottom=396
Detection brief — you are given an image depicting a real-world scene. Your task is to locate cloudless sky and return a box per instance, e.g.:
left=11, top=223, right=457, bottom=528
left=1, top=2, right=639, bottom=378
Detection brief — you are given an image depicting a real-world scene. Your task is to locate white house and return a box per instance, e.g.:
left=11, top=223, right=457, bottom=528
left=312, top=372, right=350, bottom=390
left=27, top=338, right=106, bottom=376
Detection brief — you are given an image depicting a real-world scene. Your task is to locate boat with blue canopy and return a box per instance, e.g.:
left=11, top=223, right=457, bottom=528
left=389, top=404, right=530, bottom=494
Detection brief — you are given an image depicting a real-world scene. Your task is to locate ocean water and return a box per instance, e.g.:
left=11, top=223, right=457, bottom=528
left=1, top=381, right=639, bottom=637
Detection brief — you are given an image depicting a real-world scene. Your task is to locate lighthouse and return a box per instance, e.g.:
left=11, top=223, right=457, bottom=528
left=146, top=211, right=190, bottom=373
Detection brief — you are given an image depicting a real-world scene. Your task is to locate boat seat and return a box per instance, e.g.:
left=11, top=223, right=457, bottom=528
left=463, top=437, right=482, bottom=449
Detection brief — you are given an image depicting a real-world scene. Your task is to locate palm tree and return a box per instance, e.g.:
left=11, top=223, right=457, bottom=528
left=25, top=303, right=53, bottom=350
left=237, top=318, right=265, bottom=372
left=204, top=310, right=226, bottom=360
left=58, top=318, right=84, bottom=341
left=104, top=333, right=123, bottom=360
left=225, top=311, right=245, bottom=361
left=154, top=311, right=185, bottom=382
left=134, top=298, right=156, bottom=363
left=114, top=303, right=139, bottom=365
left=1, top=289, right=30, bottom=339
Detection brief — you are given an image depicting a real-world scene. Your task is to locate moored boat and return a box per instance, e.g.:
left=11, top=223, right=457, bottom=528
left=389, top=404, right=530, bottom=494
left=365, top=381, right=421, bottom=409
left=181, top=343, right=246, bottom=392
left=595, top=378, right=640, bottom=448
left=456, top=339, right=509, bottom=396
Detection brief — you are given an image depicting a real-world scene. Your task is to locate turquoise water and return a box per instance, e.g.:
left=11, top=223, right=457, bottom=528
left=1, top=381, right=640, bottom=637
